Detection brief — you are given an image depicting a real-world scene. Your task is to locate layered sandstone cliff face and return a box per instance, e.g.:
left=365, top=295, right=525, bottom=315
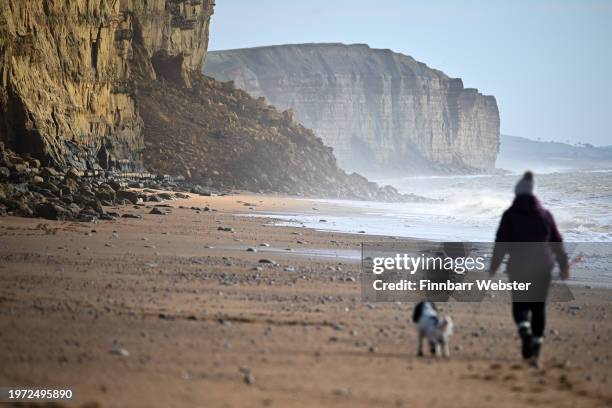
left=0, top=0, right=213, bottom=170
left=0, top=1, right=404, bottom=199
left=205, top=43, right=501, bottom=174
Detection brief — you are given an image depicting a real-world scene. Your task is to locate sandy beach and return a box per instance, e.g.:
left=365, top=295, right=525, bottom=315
left=1, top=192, right=611, bottom=407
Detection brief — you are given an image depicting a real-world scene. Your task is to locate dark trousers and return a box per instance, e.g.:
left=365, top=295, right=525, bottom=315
left=512, top=302, right=546, bottom=338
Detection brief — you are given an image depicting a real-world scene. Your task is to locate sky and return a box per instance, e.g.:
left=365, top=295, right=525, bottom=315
left=208, top=0, right=612, bottom=146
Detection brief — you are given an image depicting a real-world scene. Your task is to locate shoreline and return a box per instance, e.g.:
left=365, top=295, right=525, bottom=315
left=1, top=191, right=611, bottom=407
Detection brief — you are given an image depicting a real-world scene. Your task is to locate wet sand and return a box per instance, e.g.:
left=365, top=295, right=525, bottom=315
left=0, top=192, right=611, bottom=407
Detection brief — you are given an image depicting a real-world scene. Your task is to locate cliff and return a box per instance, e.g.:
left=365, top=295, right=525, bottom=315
left=0, top=1, right=405, bottom=200
left=205, top=43, right=501, bottom=174
left=0, top=0, right=213, bottom=170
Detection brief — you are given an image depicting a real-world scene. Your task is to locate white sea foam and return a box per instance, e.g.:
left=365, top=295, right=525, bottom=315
left=241, top=170, right=612, bottom=287
left=251, top=170, right=612, bottom=243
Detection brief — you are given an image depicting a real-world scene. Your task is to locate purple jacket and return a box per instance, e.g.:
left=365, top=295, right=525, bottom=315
left=491, top=195, right=568, bottom=278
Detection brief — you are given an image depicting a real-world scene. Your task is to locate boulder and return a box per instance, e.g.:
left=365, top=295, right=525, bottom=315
left=11, top=163, right=28, bottom=176
left=84, top=199, right=105, bottom=215
left=0, top=153, right=13, bottom=168
left=61, top=177, right=79, bottom=194
left=16, top=202, right=34, bottom=217
left=116, top=190, right=141, bottom=204
left=35, top=202, right=70, bottom=220
left=158, top=192, right=175, bottom=200
left=36, top=189, right=57, bottom=199
left=106, top=180, right=123, bottom=191
left=66, top=203, right=82, bottom=217
left=65, top=168, right=82, bottom=180
left=149, top=207, right=165, bottom=215
left=60, top=195, right=73, bottom=204
left=37, top=182, right=60, bottom=194
left=40, top=167, right=61, bottom=178
left=128, top=181, right=144, bottom=188
left=190, top=185, right=211, bottom=195
left=121, top=213, right=142, bottom=219
left=95, top=184, right=116, bottom=203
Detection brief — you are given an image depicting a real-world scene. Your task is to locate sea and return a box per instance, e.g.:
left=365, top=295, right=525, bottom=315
left=245, top=169, right=612, bottom=287
left=257, top=169, right=612, bottom=243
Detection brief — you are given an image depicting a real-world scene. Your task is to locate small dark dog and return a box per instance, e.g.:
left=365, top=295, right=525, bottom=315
left=412, top=301, right=454, bottom=358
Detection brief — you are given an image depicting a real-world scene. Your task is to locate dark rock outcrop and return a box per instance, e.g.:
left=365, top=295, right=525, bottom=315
left=205, top=43, right=501, bottom=174
left=0, top=142, right=207, bottom=221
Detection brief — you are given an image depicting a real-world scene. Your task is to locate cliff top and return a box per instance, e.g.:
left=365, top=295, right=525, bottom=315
left=207, top=42, right=453, bottom=81
left=204, top=43, right=501, bottom=98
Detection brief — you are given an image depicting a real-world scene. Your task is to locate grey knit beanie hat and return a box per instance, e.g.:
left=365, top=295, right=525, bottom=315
left=514, top=171, right=534, bottom=195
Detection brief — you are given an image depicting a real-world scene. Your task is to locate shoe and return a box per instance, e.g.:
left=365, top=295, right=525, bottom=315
left=529, top=356, right=541, bottom=369
left=530, top=337, right=542, bottom=368
left=519, top=326, right=533, bottom=359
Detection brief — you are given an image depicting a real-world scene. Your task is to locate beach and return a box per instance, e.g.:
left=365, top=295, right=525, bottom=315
left=1, top=192, right=611, bottom=407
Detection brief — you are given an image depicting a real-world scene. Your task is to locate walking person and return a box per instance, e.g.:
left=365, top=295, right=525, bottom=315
left=489, top=171, right=570, bottom=367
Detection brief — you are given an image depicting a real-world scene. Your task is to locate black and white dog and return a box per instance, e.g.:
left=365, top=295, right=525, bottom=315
left=412, top=301, right=454, bottom=358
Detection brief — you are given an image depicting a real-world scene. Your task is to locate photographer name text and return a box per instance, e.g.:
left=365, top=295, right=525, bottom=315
left=372, top=279, right=531, bottom=291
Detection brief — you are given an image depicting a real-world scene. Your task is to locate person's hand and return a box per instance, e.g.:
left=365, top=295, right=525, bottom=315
left=560, top=264, right=570, bottom=280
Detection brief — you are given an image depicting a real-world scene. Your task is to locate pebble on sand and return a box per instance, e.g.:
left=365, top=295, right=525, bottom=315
left=110, top=346, right=130, bottom=357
